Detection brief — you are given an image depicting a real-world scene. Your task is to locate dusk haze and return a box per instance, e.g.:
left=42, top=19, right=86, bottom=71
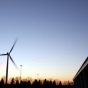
left=0, top=0, right=88, bottom=83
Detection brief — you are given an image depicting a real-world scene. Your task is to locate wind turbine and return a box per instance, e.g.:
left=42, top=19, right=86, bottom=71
left=0, top=38, right=19, bottom=85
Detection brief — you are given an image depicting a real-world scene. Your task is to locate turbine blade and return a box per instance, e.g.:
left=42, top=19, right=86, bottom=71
left=0, top=54, right=7, bottom=56
left=9, top=55, right=19, bottom=70
left=9, top=38, right=18, bottom=54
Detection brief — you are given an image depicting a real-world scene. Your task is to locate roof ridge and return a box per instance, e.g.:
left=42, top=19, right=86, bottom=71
left=73, top=57, right=88, bottom=80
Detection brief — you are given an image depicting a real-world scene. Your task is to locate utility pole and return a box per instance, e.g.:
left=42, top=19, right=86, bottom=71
left=20, top=65, right=22, bottom=83
left=37, top=74, right=39, bottom=80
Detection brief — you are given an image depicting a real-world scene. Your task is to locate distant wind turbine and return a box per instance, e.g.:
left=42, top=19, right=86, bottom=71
left=0, top=38, right=19, bottom=85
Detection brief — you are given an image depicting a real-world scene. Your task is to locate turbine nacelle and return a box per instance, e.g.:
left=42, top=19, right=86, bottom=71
left=7, top=52, right=9, bottom=55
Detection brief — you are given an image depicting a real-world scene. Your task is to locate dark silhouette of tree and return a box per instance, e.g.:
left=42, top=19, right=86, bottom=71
left=37, top=80, right=41, bottom=88
left=16, top=79, right=19, bottom=85
left=49, top=80, right=53, bottom=86
left=44, top=79, right=52, bottom=88
left=59, top=81, right=62, bottom=88
left=0, top=78, right=4, bottom=85
left=52, top=80, right=56, bottom=88
left=27, top=80, right=31, bottom=85
left=52, top=80, right=56, bottom=85
left=10, top=77, right=15, bottom=88
left=11, top=78, right=14, bottom=85
left=0, top=78, right=4, bottom=88
left=68, top=81, right=70, bottom=85
left=15, top=79, right=19, bottom=88
left=43, top=79, right=47, bottom=85
left=0, top=77, right=74, bottom=88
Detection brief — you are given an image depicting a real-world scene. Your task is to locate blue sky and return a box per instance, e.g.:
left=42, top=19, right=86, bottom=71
left=0, top=0, right=88, bottom=82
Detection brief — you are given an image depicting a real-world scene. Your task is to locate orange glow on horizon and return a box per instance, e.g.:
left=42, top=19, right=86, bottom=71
left=0, top=76, right=74, bottom=85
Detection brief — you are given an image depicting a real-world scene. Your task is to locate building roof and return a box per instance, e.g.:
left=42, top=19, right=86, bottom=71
left=73, top=57, right=88, bottom=80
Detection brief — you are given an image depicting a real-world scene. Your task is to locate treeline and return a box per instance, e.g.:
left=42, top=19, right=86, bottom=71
left=0, top=78, right=74, bottom=88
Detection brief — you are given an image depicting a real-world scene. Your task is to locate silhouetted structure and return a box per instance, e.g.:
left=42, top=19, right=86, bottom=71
left=73, top=57, right=88, bottom=88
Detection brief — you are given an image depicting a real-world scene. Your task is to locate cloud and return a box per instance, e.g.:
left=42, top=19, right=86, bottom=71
left=33, top=57, right=44, bottom=62
left=0, top=61, right=6, bottom=68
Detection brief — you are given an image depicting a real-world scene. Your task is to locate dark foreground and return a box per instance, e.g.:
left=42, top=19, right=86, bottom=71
left=0, top=78, right=74, bottom=88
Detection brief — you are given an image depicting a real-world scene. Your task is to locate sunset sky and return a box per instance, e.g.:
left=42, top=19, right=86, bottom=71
left=0, top=0, right=88, bottom=82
